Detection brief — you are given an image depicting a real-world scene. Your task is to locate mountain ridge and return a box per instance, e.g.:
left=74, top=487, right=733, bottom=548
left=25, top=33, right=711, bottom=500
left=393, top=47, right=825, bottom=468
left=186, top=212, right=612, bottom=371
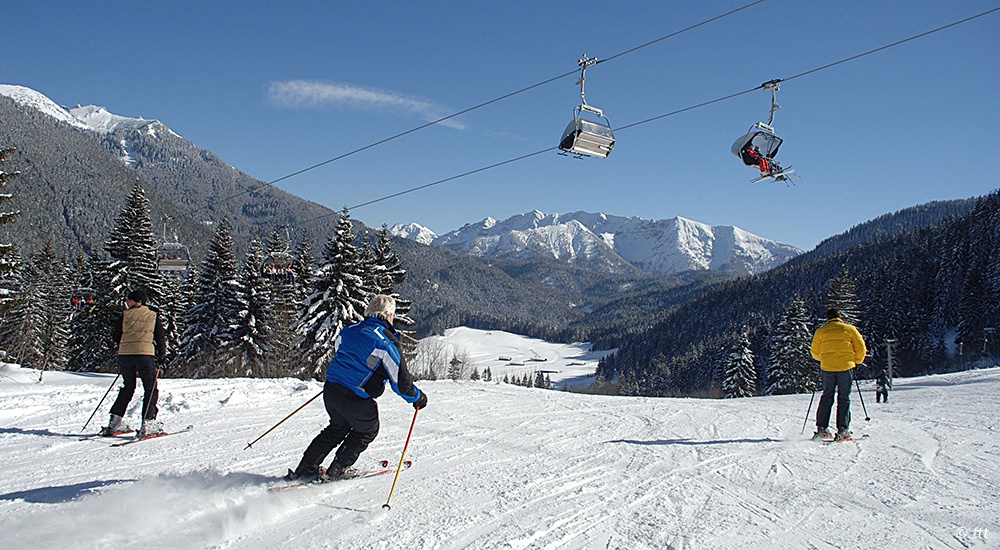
left=396, top=210, right=803, bottom=276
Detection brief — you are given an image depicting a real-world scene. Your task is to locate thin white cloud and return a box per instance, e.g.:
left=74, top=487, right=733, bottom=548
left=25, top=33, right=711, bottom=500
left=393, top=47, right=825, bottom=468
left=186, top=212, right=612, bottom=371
left=266, top=80, right=465, bottom=130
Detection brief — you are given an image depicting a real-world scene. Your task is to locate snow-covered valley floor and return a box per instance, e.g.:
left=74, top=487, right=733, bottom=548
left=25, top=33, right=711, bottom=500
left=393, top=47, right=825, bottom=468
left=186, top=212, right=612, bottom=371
left=0, top=330, right=997, bottom=549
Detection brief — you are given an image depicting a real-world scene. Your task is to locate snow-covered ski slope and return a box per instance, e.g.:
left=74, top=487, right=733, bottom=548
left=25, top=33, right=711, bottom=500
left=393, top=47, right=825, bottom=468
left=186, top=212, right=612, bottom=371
left=0, top=333, right=997, bottom=549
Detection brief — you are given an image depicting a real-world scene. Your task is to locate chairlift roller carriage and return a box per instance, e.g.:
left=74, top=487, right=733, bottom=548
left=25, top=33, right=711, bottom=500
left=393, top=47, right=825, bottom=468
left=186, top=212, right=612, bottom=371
left=732, top=79, right=797, bottom=184
left=558, top=55, right=615, bottom=159
left=157, top=217, right=191, bottom=272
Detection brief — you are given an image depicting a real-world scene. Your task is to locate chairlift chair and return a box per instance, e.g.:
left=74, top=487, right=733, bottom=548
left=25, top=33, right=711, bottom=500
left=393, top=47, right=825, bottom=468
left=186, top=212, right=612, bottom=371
left=262, top=251, right=295, bottom=284
left=157, top=217, right=191, bottom=272
left=732, top=79, right=797, bottom=183
left=558, top=55, right=615, bottom=159
left=156, top=242, right=191, bottom=272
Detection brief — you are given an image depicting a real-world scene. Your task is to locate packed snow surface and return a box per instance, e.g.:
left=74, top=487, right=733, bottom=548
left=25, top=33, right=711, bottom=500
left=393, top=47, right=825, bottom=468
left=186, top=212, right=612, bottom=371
left=0, top=329, right=997, bottom=549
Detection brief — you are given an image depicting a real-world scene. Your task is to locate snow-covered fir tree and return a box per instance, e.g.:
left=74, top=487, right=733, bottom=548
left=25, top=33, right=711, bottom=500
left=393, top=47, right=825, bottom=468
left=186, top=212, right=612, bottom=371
left=104, top=181, right=165, bottom=306
left=722, top=327, right=756, bottom=398
left=0, top=148, right=21, bottom=280
left=175, top=218, right=242, bottom=377
left=265, top=227, right=300, bottom=377
left=229, top=231, right=274, bottom=377
left=826, top=266, right=863, bottom=327
left=364, top=225, right=417, bottom=360
left=68, top=182, right=165, bottom=372
left=766, top=296, right=815, bottom=395
left=293, top=209, right=368, bottom=378
left=158, top=270, right=189, bottom=365
left=291, top=231, right=315, bottom=304
left=0, top=243, right=72, bottom=376
left=67, top=251, right=107, bottom=371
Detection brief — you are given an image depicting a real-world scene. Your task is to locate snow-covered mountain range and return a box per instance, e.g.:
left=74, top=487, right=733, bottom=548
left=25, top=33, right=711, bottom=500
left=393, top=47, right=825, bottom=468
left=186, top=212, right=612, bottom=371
left=0, top=84, right=180, bottom=167
left=394, top=210, right=802, bottom=276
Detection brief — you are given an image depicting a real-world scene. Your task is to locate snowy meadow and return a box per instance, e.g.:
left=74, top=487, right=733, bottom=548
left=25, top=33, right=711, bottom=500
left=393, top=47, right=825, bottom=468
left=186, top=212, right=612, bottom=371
left=0, top=328, right=997, bottom=549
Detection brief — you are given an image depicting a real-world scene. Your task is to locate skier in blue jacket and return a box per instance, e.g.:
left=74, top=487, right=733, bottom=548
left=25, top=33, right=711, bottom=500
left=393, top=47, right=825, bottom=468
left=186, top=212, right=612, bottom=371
left=287, top=295, right=427, bottom=481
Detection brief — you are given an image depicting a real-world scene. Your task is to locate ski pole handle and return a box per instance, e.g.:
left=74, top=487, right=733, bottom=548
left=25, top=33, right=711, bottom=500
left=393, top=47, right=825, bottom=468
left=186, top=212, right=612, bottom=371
left=244, top=390, right=323, bottom=450
left=383, top=406, right=420, bottom=510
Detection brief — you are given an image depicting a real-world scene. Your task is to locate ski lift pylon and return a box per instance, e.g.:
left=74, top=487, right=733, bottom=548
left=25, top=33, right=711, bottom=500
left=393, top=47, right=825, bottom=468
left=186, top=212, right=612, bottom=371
left=558, top=55, right=615, bottom=159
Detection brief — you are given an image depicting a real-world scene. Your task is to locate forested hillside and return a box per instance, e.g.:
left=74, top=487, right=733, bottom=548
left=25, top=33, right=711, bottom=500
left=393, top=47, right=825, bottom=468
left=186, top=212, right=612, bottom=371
left=0, top=96, right=213, bottom=258
left=598, top=189, right=1000, bottom=396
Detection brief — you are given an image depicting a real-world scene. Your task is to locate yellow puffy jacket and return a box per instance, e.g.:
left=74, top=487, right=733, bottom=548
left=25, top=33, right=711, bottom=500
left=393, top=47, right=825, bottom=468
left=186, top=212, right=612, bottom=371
left=811, top=318, right=867, bottom=372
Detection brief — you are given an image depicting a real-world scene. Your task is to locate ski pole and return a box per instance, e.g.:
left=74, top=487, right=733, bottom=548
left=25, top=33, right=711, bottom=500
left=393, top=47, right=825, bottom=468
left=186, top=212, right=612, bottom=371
left=854, top=371, right=871, bottom=422
left=801, top=385, right=817, bottom=436
left=82, top=373, right=121, bottom=432
left=244, top=390, right=323, bottom=450
left=383, top=406, right=420, bottom=511
left=141, top=368, right=161, bottom=424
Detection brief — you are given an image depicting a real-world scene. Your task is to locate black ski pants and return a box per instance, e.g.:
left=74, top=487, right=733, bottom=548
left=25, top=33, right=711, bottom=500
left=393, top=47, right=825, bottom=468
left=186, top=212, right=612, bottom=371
left=816, top=369, right=852, bottom=432
left=110, top=355, right=158, bottom=420
left=298, top=382, right=380, bottom=472
left=876, top=389, right=888, bottom=403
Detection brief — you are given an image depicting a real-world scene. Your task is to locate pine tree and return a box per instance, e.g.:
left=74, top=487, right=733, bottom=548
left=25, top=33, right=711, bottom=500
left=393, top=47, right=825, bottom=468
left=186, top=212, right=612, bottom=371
left=158, top=270, right=189, bottom=365
left=230, top=231, right=274, bottom=376
left=267, top=228, right=300, bottom=377
left=0, top=148, right=21, bottom=278
left=366, top=225, right=418, bottom=361
left=293, top=209, right=368, bottom=378
left=67, top=251, right=110, bottom=372
left=291, top=231, right=315, bottom=303
left=722, top=327, right=756, bottom=398
left=767, top=296, right=814, bottom=395
left=67, top=181, right=165, bottom=373
left=104, top=181, right=164, bottom=305
left=175, top=218, right=242, bottom=377
left=447, top=358, right=462, bottom=380
left=826, top=266, right=863, bottom=326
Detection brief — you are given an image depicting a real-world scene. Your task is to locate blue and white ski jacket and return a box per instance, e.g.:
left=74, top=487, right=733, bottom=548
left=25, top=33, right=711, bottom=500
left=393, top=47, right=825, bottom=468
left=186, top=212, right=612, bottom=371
left=326, top=317, right=422, bottom=404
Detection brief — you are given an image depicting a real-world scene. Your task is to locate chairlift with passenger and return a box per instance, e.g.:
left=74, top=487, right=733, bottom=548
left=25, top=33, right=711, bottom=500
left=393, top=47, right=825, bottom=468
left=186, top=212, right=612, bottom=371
left=558, top=55, right=615, bottom=159
left=156, top=217, right=191, bottom=272
left=262, top=225, right=296, bottom=284
left=71, top=287, right=97, bottom=310
left=731, top=79, right=797, bottom=184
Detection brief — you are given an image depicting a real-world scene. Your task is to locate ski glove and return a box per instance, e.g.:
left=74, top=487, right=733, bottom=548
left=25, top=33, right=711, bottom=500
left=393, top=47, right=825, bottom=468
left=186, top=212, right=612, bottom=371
left=413, top=392, right=428, bottom=410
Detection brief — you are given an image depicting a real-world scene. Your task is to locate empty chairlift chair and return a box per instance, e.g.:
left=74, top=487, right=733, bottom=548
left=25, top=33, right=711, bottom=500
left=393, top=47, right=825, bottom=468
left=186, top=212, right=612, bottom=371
left=558, top=55, right=615, bottom=159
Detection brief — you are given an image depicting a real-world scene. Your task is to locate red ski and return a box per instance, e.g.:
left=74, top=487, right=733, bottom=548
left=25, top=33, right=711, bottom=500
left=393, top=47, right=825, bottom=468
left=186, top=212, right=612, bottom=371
left=110, top=425, right=194, bottom=447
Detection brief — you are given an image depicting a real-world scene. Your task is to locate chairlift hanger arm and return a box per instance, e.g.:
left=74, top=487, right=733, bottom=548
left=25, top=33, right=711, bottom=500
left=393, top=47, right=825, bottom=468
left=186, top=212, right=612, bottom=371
left=576, top=55, right=600, bottom=109
left=760, top=78, right=782, bottom=126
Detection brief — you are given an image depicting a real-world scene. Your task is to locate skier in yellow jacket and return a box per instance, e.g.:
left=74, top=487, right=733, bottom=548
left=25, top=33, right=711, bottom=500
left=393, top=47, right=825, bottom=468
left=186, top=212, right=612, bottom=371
left=810, top=308, right=867, bottom=441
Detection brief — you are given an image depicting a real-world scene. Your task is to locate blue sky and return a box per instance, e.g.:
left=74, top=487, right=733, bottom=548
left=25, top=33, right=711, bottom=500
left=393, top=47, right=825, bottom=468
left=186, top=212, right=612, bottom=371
left=5, top=1, right=999, bottom=250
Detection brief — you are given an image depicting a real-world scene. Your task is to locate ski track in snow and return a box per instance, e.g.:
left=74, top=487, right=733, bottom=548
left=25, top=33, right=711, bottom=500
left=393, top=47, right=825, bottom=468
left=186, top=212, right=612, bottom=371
left=0, top=345, right=998, bottom=549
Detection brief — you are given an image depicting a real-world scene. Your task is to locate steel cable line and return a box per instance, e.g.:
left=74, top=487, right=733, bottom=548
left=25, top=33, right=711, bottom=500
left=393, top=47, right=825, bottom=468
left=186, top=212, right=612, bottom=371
left=204, top=0, right=770, bottom=212
left=292, top=5, right=1000, bottom=226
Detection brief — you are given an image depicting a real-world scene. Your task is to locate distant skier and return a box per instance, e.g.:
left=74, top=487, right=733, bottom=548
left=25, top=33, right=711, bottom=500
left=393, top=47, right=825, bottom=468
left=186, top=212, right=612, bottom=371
left=875, top=370, right=890, bottom=403
left=285, top=295, right=427, bottom=481
left=101, top=288, right=167, bottom=437
left=810, top=308, right=867, bottom=441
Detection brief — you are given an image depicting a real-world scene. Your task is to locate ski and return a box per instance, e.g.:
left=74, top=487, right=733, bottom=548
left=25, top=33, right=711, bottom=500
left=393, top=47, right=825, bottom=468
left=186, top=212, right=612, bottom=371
left=821, top=433, right=869, bottom=444
left=110, top=425, right=194, bottom=447
left=270, top=460, right=412, bottom=493
left=79, top=429, right=134, bottom=441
